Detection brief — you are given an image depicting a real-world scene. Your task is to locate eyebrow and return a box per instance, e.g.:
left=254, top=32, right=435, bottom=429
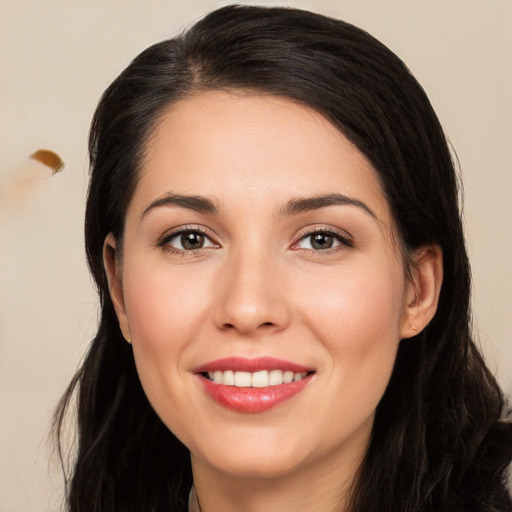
left=141, top=193, right=220, bottom=219
left=280, top=194, right=376, bottom=218
left=140, top=192, right=376, bottom=221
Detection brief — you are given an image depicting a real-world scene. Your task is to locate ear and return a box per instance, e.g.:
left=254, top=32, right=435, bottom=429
left=103, top=233, right=131, bottom=342
left=401, top=245, right=443, bottom=339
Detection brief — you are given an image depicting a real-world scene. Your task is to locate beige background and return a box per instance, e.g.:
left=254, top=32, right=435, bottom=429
left=0, top=1, right=510, bottom=510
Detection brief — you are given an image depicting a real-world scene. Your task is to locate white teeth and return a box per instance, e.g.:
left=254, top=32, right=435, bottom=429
left=207, top=369, right=309, bottom=387
left=223, top=370, right=235, bottom=385
left=234, top=371, right=252, bottom=387
left=251, top=370, right=269, bottom=388
left=268, top=369, right=284, bottom=385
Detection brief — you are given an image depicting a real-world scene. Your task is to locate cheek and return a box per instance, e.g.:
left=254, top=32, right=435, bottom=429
left=299, top=263, right=405, bottom=397
left=123, top=261, right=208, bottom=348
left=120, top=260, right=211, bottom=418
left=302, top=262, right=405, bottom=336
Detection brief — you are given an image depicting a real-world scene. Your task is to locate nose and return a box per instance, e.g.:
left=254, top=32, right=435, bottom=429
left=213, top=249, right=291, bottom=336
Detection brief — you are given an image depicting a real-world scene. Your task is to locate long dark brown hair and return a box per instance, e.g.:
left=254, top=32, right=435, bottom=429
left=54, top=5, right=512, bottom=511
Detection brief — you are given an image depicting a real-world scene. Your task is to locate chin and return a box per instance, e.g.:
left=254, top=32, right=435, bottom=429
left=189, top=425, right=322, bottom=479
left=203, top=450, right=308, bottom=480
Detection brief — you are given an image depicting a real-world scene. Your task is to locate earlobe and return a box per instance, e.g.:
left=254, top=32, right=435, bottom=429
left=103, top=233, right=131, bottom=342
left=401, top=245, right=443, bottom=339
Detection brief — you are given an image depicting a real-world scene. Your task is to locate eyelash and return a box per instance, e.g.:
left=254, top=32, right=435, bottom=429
left=157, top=226, right=353, bottom=254
left=158, top=226, right=218, bottom=254
left=292, top=227, right=354, bottom=252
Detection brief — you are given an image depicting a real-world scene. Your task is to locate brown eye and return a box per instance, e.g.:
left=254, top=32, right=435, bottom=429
left=163, top=229, right=217, bottom=252
left=181, top=232, right=205, bottom=250
left=294, top=230, right=352, bottom=251
left=310, top=233, right=334, bottom=250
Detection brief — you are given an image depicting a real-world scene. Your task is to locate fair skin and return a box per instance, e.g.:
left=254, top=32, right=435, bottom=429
left=104, top=91, right=442, bottom=512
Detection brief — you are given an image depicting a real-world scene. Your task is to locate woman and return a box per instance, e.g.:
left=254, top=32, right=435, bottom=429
left=54, top=5, right=512, bottom=511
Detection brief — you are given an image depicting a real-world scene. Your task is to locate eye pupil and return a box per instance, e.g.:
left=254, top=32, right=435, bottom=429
left=181, top=232, right=204, bottom=250
left=311, top=233, right=333, bottom=250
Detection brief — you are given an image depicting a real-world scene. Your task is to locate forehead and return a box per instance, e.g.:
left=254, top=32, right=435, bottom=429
left=132, top=91, right=391, bottom=225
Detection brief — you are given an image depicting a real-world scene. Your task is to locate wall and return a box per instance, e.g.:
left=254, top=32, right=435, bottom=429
left=0, top=1, right=510, bottom=510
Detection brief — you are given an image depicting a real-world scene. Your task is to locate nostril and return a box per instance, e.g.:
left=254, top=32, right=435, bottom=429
left=222, top=321, right=275, bottom=331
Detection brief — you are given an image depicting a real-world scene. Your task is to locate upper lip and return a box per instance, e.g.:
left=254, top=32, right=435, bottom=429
left=193, top=356, right=313, bottom=374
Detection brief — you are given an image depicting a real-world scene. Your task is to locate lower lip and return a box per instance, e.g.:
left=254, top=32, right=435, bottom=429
left=199, top=375, right=312, bottom=413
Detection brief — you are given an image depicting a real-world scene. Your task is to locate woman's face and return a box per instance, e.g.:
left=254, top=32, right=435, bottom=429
left=107, top=91, right=417, bottom=480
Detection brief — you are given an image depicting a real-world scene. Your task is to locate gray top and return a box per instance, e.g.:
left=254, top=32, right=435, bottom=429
left=188, top=486, right=201, bottom=512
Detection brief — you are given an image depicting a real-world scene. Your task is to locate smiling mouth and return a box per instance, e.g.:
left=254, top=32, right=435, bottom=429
left=194, top=357, right=315, bottom=412
left=197, top=370, right=315, bottom=413
left=202, top=369, right=311, bottom=387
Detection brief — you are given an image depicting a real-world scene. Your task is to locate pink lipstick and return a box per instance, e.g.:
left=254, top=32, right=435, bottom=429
left=194, top=357, right=314, bottom=413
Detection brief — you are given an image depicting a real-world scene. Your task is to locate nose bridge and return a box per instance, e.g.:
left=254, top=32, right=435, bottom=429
left=214, top=240, right=289, bottom=334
